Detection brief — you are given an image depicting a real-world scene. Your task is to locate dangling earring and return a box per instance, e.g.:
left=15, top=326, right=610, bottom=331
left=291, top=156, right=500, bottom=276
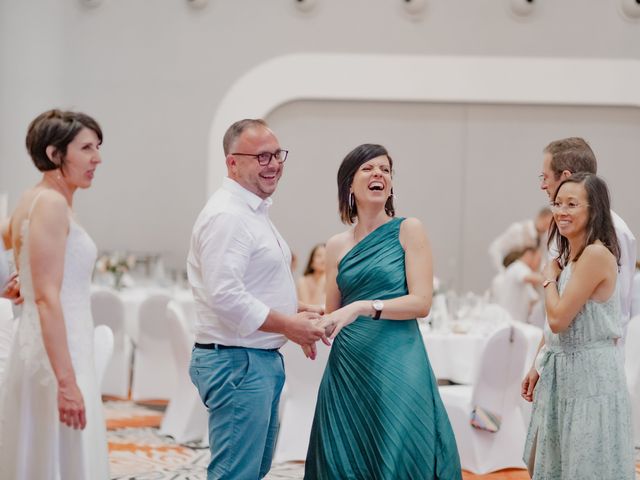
left=349, top=192, right=354, bottom=211
left=386, top=190, right=395, bottom=216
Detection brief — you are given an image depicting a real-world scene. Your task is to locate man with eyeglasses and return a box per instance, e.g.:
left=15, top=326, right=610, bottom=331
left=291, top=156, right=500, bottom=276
left=187, top=119, right=328, bottom=480
left=523, top=137, right=637, bottom=403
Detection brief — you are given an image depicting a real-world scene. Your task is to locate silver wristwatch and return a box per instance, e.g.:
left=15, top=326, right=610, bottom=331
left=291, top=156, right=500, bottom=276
left=372, top=300, right=384, bottom=320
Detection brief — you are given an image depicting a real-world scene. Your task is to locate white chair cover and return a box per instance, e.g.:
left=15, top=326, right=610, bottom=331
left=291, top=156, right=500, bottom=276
left=439, top=324, right=529, bottom=474
left=159, top=301, right=208, bottom=443
left=130, top=293, right=176, bottom=400
left=274, top=340, right=331, bottom=463
left=91, top=287, right=133, bottom=397
left=517, top=322, right=543, bottom=373
left=624, top=314, right=640, bottom=446
left=94, top=325, right=114, bottom=386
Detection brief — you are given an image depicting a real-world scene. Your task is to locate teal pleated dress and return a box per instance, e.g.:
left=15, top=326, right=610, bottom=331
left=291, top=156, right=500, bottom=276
left=304, top=218, right=462, bottom=480
left=523, top=264, right=635, bottom=479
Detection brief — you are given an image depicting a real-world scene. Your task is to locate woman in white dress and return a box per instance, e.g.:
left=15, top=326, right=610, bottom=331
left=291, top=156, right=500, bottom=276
left=0, top=109, right=109, bottom=479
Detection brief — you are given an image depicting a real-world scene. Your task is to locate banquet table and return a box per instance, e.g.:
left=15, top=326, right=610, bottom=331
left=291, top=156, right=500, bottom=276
left=420, top=320, right=543, bottom=385
left=420, top=323, right=489, bottom=384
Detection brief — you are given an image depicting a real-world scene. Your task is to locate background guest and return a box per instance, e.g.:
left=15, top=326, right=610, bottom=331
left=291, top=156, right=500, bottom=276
left=296, top=243, right=326, bottom=306
left=488, top=207, right=552, bottom=272
left=490, top=244, right=543, bottom=324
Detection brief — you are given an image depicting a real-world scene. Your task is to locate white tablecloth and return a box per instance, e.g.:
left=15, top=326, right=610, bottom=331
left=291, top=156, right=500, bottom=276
left=420, top=320, right=543, bottom=385
left=420, top=324, right=489, bottom=384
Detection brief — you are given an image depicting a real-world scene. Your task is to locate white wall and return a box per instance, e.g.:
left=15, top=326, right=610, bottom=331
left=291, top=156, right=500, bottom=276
left=1, top=0, right=638, bottom=290
left=267, top=101, right=640, bottom=292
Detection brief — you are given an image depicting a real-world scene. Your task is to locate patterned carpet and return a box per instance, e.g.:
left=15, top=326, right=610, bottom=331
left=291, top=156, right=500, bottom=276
left=105, top=399, right=638, bottom=479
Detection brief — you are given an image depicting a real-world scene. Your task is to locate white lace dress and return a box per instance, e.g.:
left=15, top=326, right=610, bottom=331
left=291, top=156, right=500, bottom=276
left=0, top=204, right=109, bottom=479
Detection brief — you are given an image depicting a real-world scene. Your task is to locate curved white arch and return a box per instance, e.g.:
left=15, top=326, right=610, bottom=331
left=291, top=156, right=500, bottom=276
left=208, top=53, right=640, bottom=195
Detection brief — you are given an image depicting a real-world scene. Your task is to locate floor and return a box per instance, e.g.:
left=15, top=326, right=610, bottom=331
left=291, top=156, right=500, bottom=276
left=105, top=399, right=638, bottom=479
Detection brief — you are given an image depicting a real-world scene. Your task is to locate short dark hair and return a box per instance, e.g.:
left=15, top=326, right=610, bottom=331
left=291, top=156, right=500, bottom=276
left=543, top=137, right=597, bottom=180
left=26, top=109, right=102, bottom=172
left=303, top=243, right=325, bottom=276
left=223, top=119, right=268, bottom=155
left=548, top=172, right=620, bottom=266
left=337, top=144, right=395, bottom=225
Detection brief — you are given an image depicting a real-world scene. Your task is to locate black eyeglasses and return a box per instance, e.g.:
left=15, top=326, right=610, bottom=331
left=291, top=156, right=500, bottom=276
left=231, top=149, right=289, bottom=166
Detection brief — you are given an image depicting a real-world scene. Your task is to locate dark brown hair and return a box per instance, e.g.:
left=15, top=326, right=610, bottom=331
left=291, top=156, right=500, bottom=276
left=303, top=243, right=325, bottom=276
left=543, top=137, right=597, bottom=180
left=26, top=109, right=102, bottom=172
left=548, top=172, right=620, bottom=266
left=223, top=119, right=268, bottom=155
left=337, top=144, right=395, bottom=224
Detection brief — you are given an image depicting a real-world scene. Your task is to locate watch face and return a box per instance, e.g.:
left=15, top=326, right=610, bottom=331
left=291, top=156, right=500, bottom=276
left=373, top=300, right=383, bottom=311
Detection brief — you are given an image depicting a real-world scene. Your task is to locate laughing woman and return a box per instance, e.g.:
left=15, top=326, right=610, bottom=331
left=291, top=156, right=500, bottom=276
left=304, top=144, right=461, bottom=480
left=522, top=172, right=634, bottom=479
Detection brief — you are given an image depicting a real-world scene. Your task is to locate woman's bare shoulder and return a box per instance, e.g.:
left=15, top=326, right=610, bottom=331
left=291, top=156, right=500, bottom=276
left=399, top=216, right=426, bottom=234
left=326, top=230, right=352, bottom=250
left=574, top=242, right=617, bottom=276
left=326, top=229, right=354, bottom=266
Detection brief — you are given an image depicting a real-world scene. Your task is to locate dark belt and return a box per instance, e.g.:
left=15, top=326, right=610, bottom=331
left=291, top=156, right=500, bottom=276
left=194, top=342, right=279, bottom=352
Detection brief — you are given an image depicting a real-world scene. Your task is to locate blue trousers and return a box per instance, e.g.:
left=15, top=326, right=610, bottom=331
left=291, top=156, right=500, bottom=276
left=189, top=346, right=285, bottom=480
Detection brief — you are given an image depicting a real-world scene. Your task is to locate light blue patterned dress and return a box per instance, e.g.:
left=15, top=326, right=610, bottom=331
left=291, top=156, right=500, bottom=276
left=524, top=264, right=635, bottom=479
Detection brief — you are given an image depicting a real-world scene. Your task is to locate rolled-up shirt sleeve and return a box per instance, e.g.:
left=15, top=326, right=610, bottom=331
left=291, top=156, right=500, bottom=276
left=197, top=212, right=270, bottom=337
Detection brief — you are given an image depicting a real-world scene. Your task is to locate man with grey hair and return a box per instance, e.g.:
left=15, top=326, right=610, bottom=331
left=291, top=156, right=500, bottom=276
left=187, top=119, right=327, bottom=479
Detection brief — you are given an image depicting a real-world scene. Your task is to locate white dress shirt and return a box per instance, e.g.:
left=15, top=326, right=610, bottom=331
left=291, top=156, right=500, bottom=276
left=488, top=219, right=540, bottom=272
left=631, top=270, right=640, bottom=318
left=187, top=178, right=297, bottom=349
left=612, top=211, right=637, bottom=334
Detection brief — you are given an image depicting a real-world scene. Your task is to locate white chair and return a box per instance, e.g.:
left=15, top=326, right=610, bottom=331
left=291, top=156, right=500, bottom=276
left=91, top=288, right=133, bottom=397
left=94, top=325, right=114, bottom=386
left=517, top=322, right=543, bottom=375
left=439, top=324, right=529, bottom=474
left=130, top=293, right=176, bottom=400
left=274, top=340, right=331, bottom=463
left=624, top=314, right=640, bottom=446
left=514, top=322, right=543, bottom=427
left=159, top=301, right=208, bottom=443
